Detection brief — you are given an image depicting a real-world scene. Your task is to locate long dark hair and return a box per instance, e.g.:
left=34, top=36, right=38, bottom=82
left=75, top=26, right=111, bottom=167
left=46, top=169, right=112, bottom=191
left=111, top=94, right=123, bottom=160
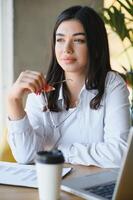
left=46, top=5, right=112, bottom=111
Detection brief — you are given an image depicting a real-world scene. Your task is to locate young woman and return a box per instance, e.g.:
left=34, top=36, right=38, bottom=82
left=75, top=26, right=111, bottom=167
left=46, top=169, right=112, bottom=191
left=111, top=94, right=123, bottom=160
left=7, top=5, right=130, bottom=168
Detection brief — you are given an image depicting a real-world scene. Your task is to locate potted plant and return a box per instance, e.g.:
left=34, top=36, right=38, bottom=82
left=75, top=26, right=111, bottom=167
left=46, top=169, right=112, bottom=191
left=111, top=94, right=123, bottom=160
left=101, top=0, right=133, bottom=125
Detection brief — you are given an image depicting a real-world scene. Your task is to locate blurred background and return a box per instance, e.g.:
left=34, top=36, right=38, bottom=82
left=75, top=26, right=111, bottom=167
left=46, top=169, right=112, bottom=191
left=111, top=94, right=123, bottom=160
left=0, top=0, right=133, bottom=138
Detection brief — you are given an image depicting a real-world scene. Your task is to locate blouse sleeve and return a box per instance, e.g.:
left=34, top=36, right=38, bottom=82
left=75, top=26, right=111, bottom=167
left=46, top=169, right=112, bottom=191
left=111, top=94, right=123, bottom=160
left=7, top=94, right=46, bottom=163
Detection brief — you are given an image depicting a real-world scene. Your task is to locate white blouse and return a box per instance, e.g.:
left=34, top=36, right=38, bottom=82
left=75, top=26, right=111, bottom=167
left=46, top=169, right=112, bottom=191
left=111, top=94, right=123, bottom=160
left=8, top=72, right=130, bottom=168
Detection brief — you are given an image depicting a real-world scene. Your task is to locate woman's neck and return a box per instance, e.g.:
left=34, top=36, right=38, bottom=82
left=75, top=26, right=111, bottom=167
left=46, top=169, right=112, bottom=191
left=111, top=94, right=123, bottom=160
left=65, top=72, right=85, bottom=106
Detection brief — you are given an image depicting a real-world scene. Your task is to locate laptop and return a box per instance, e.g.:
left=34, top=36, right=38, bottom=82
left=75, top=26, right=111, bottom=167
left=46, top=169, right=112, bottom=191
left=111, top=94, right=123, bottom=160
left=61, top=128, right=133, bottom=200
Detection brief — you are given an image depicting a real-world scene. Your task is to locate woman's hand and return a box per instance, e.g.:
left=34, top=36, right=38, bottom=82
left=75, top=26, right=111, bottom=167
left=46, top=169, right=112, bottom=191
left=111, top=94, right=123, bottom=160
left=7, top=70, right=52, bottom=120
left=9, top=70, right=48, bottom=99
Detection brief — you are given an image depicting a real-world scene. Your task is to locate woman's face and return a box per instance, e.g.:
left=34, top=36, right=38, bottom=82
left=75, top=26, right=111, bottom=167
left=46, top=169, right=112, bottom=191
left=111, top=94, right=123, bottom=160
left=55, top=20, right=88, bottom=75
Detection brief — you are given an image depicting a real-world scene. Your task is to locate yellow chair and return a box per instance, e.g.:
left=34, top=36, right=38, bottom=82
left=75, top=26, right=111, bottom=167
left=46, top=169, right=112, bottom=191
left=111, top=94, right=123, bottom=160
left=0, top=129, right=16, bottom=162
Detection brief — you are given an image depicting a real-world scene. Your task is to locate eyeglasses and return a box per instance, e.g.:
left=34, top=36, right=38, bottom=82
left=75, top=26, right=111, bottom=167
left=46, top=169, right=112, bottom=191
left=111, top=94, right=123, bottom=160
left=41, top=78, right=77, bottom=150
left=49, top=78, right=73, bottom=86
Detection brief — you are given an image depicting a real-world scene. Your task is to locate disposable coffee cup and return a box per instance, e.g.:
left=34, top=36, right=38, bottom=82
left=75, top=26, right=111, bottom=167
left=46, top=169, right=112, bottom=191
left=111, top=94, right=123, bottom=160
left=36, top=149, right=65, bottom=200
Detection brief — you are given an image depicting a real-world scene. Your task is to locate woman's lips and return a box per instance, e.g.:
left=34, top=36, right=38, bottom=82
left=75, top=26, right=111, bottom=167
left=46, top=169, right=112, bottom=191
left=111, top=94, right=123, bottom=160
left=62, top=57, right=76, bottom=64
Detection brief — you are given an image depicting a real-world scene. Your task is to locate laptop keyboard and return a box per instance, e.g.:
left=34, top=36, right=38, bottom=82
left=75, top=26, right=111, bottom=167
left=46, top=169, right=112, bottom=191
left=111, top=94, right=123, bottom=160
left=84, top=182, right=116, bottom=200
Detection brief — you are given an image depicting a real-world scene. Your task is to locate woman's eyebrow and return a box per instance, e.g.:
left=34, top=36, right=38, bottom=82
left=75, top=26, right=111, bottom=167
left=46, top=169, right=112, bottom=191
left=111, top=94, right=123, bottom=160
left=56, top=32, right=85, bottom=36
left=73, top=32, right=85, bottom=36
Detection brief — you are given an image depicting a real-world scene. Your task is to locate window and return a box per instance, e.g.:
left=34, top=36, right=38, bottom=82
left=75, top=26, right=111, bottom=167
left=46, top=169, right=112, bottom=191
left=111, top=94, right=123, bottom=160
left=0, top=0, right=13, bottom=137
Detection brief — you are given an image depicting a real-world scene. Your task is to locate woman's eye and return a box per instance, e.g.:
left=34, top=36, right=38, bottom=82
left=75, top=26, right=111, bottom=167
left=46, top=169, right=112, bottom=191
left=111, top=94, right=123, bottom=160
left=56, top=38, right=64, bottom=42
left=74, top=39, right=86, bottom=43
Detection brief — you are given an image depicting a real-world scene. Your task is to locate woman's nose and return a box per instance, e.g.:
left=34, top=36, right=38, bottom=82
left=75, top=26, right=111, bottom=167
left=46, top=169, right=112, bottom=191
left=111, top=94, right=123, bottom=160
left=63, top=41, right=73, bottom=54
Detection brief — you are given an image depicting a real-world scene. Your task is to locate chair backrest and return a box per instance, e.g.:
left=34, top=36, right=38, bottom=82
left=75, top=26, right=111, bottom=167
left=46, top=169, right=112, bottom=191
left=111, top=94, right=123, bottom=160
left=0, top=129, right=16, bottom=162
